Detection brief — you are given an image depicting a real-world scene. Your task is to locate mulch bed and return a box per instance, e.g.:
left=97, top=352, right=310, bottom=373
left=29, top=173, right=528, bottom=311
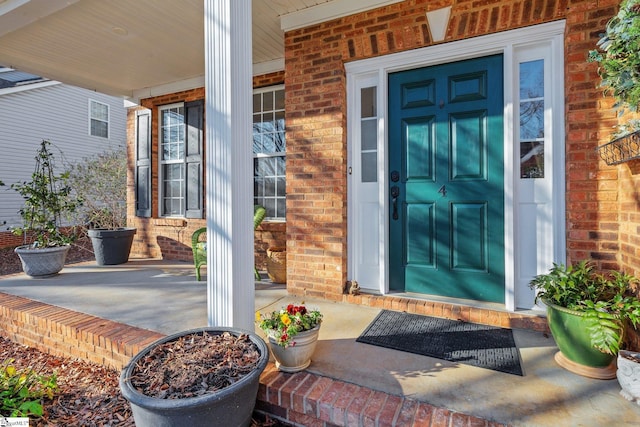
left=0, top=337, right=287, bottom=426
left=129, top=331, right=262, bottom=399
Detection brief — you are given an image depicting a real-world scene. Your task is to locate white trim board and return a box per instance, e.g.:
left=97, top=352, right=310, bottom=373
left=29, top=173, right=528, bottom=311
left=345, top=20, right=566, bottom=311
left=281, top=0, right=404, bottom=31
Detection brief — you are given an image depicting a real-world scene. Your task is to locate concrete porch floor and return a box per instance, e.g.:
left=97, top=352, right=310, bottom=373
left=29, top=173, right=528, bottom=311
left=1, top=259, right=639, bottom=426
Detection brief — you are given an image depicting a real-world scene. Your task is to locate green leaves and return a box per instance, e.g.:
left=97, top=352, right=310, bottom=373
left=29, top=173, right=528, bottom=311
left=530, top=261, right=640, bottom=355
left=7, top=140, right=82, bottom=247
left=1, top=358, right=57, bottom=417
left=589, top=0, right=640, bottom=124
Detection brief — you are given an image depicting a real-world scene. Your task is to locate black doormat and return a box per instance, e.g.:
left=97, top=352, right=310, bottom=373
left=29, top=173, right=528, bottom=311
left=356, top=310, right=524, bottom=376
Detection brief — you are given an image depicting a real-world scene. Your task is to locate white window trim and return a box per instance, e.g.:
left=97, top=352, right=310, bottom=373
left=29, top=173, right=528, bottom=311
left=253, top=84, right=286, bottom=221
left=345, top=20, right=566, bottom=310
left=158, top=102, right=185, bottom=218
left=88, top=99, right=110, bottom=138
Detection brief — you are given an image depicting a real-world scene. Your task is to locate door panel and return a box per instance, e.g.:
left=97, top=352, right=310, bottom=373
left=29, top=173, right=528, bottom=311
left=389, top=55, right=504, bottom=303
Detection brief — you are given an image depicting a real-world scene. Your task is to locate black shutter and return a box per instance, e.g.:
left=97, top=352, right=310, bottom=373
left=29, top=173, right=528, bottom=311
left=184, top=100, right=203, bottom=219
left=135, top=109, right=151, bottom=217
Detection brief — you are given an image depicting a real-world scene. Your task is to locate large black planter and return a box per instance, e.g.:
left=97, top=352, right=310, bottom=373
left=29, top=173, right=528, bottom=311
left=88, top=228, right=136, bottom=265
left=119, top=327, right=269, bottom=427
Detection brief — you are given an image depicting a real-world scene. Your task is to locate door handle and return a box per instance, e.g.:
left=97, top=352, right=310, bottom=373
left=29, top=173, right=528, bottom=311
left=391, top=185, right=400, bottom=220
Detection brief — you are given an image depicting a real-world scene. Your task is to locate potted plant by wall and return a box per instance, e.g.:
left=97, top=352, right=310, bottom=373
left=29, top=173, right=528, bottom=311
left=257, top=303, right=323, bottom=372
left=67, top=147, right=136, bottom=265
left=1, top=140, right=82, bottom=277
left=119, top=327, right=269, bottom=427
left=529, top=261, right=640, bottom=379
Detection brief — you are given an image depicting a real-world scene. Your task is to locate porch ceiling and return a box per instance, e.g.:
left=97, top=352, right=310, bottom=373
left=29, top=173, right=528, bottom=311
left=0, top=0, right=399, bottom=99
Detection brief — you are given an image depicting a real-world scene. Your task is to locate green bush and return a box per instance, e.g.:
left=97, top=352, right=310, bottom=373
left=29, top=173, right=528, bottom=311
left=0, top=358, right=57, bottom=417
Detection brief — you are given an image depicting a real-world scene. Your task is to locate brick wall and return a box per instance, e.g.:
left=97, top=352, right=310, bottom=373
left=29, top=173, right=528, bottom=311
left=284, top=0, right=570, bottom=300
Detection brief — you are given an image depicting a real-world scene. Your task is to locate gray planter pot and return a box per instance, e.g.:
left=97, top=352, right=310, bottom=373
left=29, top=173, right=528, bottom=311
left=119, top=327, right=269, bottom=427
left=88, top=228, right=136, bottom=265
left=14, top=244, right=70, bottom=277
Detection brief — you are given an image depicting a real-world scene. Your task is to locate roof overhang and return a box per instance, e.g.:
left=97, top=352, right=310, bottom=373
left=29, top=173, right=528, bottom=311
left=0, top=0, right=402, bottom=100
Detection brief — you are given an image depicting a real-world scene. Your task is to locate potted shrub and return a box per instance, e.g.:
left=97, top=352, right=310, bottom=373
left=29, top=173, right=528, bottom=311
left=67, top=147, right=136, bottom=265
left=257, top=303, right=323, bottom=372
left=119, top=327, right=269, bottom=427
left=529, top=261, right=640, bottom=379
left=1, top=140, right=82, bottom=277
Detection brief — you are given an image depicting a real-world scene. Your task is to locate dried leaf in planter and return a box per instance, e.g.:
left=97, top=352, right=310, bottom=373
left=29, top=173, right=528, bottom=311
left=129, top=331, right=262, bottom=399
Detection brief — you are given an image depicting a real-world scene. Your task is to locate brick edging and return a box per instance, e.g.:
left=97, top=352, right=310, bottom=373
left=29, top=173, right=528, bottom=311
left=0, top=291, right=508, bottom=426
left=0, top=292, right=164, bottom=369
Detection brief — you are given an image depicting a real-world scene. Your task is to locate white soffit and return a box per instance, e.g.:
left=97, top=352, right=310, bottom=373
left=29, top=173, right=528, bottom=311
left=0, top=0, right=80, bottom=38
left=281, top=0, right=404, bottom=31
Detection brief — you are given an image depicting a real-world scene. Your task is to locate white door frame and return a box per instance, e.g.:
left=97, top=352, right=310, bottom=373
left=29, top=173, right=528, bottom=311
left=346, top=20, right=566, bottom=310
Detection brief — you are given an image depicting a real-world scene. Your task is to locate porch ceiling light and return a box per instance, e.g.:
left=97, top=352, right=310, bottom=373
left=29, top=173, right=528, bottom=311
left=426, top=6, right=451, bottom=43
left=111, top=26, right=128, bottom=36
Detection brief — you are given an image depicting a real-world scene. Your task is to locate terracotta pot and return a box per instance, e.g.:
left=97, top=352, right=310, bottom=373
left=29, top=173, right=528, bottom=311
left=268, top=325, right=320, bottom=373
left=266, top=247, right=286, bottom=283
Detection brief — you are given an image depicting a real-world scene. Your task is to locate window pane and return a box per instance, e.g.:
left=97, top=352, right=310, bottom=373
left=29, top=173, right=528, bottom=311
left=520, top=142, right=544, bottom=178
left=264, top=199, right=276, bottom=218
left=277, top=177, right=286, bottom=197
left=253, top=86, right=286, bottom=219
left=91, top=120, right=108, bottom=138
left=520, top=60, right=544, bottom=99
left=263, top=91, right=273, bottom=111
left=361, top=120, right=377, bottom=150
left=361, top=152, right=377, bottom=183
left=519, top=59, right=545, bottom=179
left=361, top=87, right=377, bottom=118
left=160, top=105, right=186, bottom=216
left=274, top=89, right=285, bottom=110
left=520, top=100, right=544, bottom=140
left=265, top=177, right=276, bottom=196
left=91, top=101, right=108, bottom=120
left=276, top=156, right=285, bottom=175
left=276, top=198, right=286, bottom=218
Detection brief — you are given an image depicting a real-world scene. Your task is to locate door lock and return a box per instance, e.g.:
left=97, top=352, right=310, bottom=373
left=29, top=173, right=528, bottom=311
left=391, top=185, right=400, bottom=220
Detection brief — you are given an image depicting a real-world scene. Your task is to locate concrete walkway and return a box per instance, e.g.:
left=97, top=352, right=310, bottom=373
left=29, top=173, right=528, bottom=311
left=1, top=258, right=639, bottom=426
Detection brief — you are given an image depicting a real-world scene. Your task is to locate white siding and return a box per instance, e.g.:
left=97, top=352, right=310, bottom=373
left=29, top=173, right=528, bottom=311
left=0, top=84, right=127, bottom=228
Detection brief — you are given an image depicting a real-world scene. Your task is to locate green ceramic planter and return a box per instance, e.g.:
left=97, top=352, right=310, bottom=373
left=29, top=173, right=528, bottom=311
left=544, top=299, right=615, bottom=368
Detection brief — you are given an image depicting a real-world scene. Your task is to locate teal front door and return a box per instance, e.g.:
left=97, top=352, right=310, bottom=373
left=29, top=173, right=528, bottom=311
left=388, top=55, right=505, bottom=303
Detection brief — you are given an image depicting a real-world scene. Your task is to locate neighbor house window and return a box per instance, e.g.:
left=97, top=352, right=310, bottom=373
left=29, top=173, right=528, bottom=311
left=158, top=101, right=203, bottom=218
left=89, top=100, right=109, bottom=138
left=253, top=85, right=285, bottom=220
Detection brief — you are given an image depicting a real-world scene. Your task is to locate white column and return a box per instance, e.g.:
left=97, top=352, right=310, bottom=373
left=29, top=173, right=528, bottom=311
left=203, top=0, right=254, bottom=330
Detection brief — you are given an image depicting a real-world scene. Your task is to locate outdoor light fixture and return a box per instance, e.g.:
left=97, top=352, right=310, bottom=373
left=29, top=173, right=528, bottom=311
left=111, top=26, right=128, bottom=36
left=426, top=6, right=451, bottom=43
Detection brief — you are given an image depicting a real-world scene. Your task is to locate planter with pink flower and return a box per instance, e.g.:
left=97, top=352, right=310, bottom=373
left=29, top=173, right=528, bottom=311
left=257, top=304, right=322, bottom=372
